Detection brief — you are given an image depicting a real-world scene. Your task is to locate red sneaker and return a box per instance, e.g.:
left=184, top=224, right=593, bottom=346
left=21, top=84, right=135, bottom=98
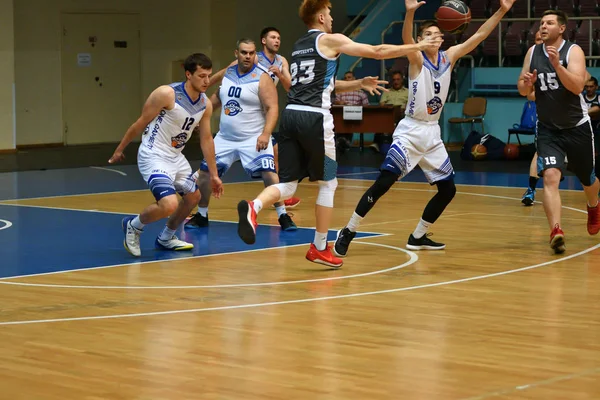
left=305, top=243, right=343, bottom=268
left=587, top=204, right=600, bottom=235
left=549, top=224, right=566, bottom=254
left=284, top=197, right=301, bottom=208
left=237, top=200, right=258, bottom=244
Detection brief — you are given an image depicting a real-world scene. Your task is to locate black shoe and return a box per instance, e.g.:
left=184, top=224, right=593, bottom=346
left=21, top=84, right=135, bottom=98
left=333, top=227, right=356, bottom=257
left=278, top=213, right=297, bottom=231
left=184, top=212, right=209, bottom=229
left=406, top=233, right=446, bottom=250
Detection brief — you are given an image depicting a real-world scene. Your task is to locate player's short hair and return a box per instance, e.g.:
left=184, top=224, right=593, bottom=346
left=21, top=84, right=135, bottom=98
left=542, top=9, right=568, bottom=26
left=588, top=76, right=599, bottom=86
left=236, top=38, right=256, bottom=50
left=299, top=0, right=332, bottom=26
left=184, top=53, right=212, bottom=74
left=418, top=20, right=441, bottom=37
left=260, top=27, right=280, bottom=40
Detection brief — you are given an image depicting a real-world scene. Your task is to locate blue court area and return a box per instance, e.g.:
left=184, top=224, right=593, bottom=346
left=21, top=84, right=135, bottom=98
left=0, top=160, right=587, bottom=279
left=0, top=161, right=586, bottom=201
left=0, top=204, right=379, bottom=278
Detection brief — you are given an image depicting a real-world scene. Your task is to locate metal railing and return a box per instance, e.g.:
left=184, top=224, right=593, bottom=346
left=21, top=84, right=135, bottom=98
left=341, top=0, right=379, bottom=37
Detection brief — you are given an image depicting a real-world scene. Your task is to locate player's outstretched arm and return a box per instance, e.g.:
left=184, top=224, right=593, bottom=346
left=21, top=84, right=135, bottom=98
left=319, top=33, right=441, bottom=60
left=257, top=73, right=279, bottom=151
left=446, top=0, right=515, bottom=64
left=518, top=46, right=537, bottom=97
left=197, top=100, right=223, bottom=198
left=403, top=0, right=426, bottom=65
left=108, top=85, right=173, bottom=164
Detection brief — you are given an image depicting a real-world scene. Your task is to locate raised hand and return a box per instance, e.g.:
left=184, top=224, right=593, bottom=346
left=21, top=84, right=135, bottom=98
left=405, top=0, right=426, bottom=12
left=546, top=46, right=560, bottom=68
left=500, top=0, right=516, bottom=12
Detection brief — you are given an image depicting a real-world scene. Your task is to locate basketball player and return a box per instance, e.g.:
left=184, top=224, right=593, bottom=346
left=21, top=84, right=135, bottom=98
left=109, top=53, right=223, bottom=257
left=203, top=27, right=302, bottom=210
left=519, top=9, right=600, bottom=254
left=185, top=39, right=297, bottom=231
left=334, top=0, right=516, bottom=257
left=235, top=0, right=443, bottom=268
left=521, top=29, right=543, bottom=206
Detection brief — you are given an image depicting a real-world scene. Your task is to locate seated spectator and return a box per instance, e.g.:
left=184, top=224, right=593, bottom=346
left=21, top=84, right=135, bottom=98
left=371, top=71, right=408, bottom=152
left=333, top=71, right=369, bottom=151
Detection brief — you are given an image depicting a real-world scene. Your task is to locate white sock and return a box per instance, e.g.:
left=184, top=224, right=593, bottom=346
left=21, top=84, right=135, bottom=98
left=253, top=199, right=263, bottom=214
left=275, top=205, right=286, bottom=218
left=347, top=212, right=363, bottom=233
left=313, top=231, right=328, bottom=251
left=159, top=226, right=176, bottom=241
left=197, top=207, right=208, bottom=217
left=131, top=216, right=145, bottom=231
left=412, top=218, right=431, bottom=239
left=589, top=200, right=599, bottom=208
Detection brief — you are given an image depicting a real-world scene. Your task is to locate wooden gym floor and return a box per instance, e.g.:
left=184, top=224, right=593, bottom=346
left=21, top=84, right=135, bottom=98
left=0, top=163, right=598, bottom=399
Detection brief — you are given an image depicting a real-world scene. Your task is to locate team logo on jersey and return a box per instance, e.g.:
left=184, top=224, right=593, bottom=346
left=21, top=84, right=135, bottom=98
left=427, top=97, right=443, bottom=115
left=224, top=100, right=243, bottom=116
left=171, top=133, right=188, bottom=149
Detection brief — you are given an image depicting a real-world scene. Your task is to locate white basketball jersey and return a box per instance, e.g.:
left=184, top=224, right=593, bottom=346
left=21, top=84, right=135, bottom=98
left=140, top=82, right=208, bottom=158
left=218, top=65, right=266, bottom=141
left=405, top=51, right=452, bottom=122
left=256, top=51, right=283, bottom=86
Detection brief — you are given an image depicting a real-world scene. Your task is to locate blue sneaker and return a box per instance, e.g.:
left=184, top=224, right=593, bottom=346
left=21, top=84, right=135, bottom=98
left=122, top=216, right=141, bottom=257
left=521, top=188, right=535, bottom=206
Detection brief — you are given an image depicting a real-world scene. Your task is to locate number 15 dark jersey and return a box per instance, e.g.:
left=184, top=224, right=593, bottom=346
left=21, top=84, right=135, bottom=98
left=287, top=29, right=339, bottom=110
left=530, top=40, right=589, bottom=130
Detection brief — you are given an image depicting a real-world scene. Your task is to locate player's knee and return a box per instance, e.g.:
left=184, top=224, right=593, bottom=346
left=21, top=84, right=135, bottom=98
left=436, top=179, right=456, bottom=203
left=274, top=181, right=298, bottom=201
left=543, top=168, right=561, bottom=184
left=185, top=189, right=201, bottom=204
left=371, top=170, right=398, bottom=198
left=261, top=170, right=279, bottom=187
left=317, top=178, right=338, bottom=207
left=158, top=195, right=179, bottom=216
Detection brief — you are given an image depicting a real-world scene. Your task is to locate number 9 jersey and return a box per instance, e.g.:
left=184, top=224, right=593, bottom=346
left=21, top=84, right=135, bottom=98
left=287, top=29, right=339, bottom=110
left=405, top=51, right=452, bottom=123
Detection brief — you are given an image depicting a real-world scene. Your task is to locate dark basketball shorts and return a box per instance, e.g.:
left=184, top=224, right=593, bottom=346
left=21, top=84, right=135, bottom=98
left=536, top=121, right=596, bottom=186
left=277, top=105, right=338, bottom=182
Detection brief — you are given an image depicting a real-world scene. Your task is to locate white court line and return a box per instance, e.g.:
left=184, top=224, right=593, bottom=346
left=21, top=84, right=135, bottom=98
left=89, top=166, right=127, bottom=176
left=463, top=367, right=600, bottom=399
left=0, top=219, right=12, bottom=231
left=0, top=232, right=387, bottom=281
left=0, top=241, right=598, bottom=326
left=0, top=242, right=417, bottom=289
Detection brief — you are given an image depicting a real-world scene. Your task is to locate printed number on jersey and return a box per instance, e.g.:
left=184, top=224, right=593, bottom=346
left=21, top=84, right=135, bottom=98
left=181, top=117, right=195, bottom=130
left=228, top=87, right=242, bottom=98
left=538, top=72, right=559, bottom=91
left=291, top=60, right=315, bottom=85
left=261, top=158, right=276, bottom=170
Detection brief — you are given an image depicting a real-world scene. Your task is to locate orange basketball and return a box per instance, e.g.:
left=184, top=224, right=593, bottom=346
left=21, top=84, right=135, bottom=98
left=471, top=144, right=487, bottom=160
left=504, top=144, right=520, bottom=160
left=436, top=0, right=471, bottom=34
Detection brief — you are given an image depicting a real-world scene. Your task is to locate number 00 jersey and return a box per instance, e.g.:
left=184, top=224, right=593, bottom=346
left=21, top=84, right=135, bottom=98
left=140, top=82, right=208, bottom=159
left=530, top=40, right=589, bottom=130
left=287, top=29, right=339, bottom=110
left=218, top=64, right=266, bottom=142
left=405, top=51, right=452, bottom=122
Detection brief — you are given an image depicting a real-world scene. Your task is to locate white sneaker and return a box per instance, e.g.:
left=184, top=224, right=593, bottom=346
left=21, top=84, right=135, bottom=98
left=122, top=217, right=141, bottom=257
left=155, top=235, right=194, bottom=251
